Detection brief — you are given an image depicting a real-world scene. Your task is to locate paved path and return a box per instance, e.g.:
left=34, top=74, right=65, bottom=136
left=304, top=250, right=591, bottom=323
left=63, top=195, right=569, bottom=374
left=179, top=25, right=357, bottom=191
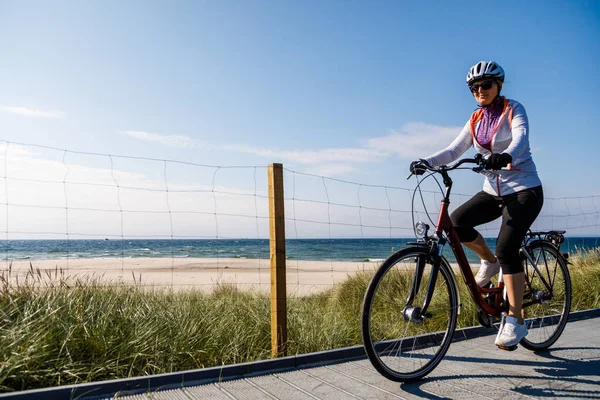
left=4, top=311, right=599, bottom=400
left=96, top=315, right=600, bottom=400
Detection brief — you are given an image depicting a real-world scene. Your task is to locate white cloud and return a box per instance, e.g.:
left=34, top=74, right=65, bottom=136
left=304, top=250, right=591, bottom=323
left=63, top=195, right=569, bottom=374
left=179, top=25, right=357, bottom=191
left=0, top=106, right=65, bottom=119
left=2, top=143, right=35, bottom=158
left=121, top=130, right=199, bottom=149
left=226, top=122, right=461, bottom=166
left=366, top=122, right=461, bottom=159
left=223, top=145, right=385, bottom=165
left=120, top=122, right=461, bottom=177
left=220, top=122, right=461, bottom=176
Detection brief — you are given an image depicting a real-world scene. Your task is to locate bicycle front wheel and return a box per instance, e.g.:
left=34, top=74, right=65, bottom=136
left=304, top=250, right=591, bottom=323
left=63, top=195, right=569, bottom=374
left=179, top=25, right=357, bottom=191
left=520, top=241, right=571, bottom=350
left=361, top=247, right=459, bottom=382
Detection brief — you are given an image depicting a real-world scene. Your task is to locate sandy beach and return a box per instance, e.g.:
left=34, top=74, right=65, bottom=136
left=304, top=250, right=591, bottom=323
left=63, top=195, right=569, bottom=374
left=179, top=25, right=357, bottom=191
left=2, top=257, right=384, bottom=295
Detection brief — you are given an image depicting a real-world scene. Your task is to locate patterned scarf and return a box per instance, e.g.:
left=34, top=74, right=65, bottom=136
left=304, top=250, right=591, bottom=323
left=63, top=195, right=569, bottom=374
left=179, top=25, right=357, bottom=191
left=476, top=95, right=505, bottom=151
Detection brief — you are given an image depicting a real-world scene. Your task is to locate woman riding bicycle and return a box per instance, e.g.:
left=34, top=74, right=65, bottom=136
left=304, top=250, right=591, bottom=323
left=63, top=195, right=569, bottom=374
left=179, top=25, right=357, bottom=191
left=410, top=61, right=543, bottom=348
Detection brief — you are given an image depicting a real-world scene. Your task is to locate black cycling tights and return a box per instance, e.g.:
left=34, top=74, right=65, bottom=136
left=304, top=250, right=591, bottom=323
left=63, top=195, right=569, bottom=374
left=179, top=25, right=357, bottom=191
left=451, top=186, right=543, bottom=275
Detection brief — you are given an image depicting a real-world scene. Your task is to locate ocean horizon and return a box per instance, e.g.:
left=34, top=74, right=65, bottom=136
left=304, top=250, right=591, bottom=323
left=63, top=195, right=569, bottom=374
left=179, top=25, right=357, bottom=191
left=1, top=237, right=598, bottom=264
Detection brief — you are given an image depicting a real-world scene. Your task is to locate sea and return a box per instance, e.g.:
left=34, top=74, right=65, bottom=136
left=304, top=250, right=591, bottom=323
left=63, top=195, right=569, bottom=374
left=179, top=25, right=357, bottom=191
left=1, top=237, right=599, bottom=264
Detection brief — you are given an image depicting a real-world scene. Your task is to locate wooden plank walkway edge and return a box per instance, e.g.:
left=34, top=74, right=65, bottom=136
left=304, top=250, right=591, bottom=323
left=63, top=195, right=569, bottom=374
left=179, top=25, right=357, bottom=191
left=2, top=308, right=599, bottom=400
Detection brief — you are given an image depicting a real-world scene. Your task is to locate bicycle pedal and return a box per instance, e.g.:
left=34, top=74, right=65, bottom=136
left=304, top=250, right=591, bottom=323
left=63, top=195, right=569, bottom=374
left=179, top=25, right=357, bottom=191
left=497, top=344, right=518, bottom=351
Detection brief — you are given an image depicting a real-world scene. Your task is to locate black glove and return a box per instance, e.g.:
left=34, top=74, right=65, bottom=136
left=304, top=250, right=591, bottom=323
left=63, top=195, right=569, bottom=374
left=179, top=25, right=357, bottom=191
left=409, top=159, right=430, bottom=176
left=485, top=153, right=512, bottom=170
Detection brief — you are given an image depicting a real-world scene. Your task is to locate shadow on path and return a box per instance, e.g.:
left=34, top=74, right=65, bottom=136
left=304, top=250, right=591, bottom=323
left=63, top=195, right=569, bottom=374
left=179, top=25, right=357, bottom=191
left=399, top=347, right=600, bottom=399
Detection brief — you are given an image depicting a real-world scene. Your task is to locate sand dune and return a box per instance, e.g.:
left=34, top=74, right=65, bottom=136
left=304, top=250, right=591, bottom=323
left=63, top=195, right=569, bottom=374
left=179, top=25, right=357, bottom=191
left=2, top=257, right=383, bottom=295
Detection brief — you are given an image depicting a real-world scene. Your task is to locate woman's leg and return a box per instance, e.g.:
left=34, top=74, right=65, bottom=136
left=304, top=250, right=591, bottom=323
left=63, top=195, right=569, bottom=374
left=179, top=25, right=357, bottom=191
left=452, top=192, right=504, bottom=286
left=451, top=191, right=503, bottom=270
left=463, top=233, right=496, bottom=263
left=497, top=186, right=544, bottom=323
left=503, top=273, right=525, bottom=323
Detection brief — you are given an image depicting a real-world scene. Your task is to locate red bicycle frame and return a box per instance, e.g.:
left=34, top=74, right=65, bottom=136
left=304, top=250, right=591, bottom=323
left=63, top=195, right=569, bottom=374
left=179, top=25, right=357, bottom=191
left=435, top=195, right=504, bottom=317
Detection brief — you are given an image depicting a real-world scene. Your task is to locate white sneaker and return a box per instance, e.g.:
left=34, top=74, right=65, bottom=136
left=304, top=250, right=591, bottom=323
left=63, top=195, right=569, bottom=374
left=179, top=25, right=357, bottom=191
left=475, top=258, right=500, bottom=287
left=495, top=316, right=528, bottom=347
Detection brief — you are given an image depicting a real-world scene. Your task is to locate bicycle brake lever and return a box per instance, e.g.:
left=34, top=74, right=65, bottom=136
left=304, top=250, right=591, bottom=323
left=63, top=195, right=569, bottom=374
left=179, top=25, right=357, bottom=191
left=406, top=172, right=414, bottom=180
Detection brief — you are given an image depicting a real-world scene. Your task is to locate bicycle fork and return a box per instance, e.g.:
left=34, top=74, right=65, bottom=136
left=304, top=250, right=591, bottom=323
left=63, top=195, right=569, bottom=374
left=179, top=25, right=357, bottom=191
left=403, top=241, right=445, bottom=323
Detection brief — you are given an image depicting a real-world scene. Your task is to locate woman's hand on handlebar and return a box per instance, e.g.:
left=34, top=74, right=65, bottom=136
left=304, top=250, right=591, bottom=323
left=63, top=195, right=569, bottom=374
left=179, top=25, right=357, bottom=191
left=485, top=153, right=512, bottom=170
left=408, top=159, right=431, bottom=178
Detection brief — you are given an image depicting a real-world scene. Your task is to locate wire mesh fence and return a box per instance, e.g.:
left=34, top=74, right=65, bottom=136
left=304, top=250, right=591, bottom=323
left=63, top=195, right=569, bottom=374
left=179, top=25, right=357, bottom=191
left=1, top=140, right=598, bottom=295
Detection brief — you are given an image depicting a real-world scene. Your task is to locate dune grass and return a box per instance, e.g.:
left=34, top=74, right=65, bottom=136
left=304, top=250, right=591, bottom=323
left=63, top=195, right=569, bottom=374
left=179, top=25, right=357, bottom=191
left=1, top=247, right=599, bottom=392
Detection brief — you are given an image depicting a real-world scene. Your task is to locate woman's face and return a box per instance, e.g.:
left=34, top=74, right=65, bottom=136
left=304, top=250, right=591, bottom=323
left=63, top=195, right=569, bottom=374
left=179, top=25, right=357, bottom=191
left=470, top=79, right=499, bottom=106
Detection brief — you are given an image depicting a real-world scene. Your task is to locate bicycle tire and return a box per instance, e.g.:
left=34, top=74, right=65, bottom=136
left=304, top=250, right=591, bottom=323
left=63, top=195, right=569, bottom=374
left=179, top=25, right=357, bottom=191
left=361, top=246, right=459, bottom=382
left=520, top=241, right=571, bottom=350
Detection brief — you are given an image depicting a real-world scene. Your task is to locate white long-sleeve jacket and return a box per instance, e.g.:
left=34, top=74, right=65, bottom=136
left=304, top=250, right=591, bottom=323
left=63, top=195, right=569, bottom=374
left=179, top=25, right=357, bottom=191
left=423, top=98, right=542, bottom=196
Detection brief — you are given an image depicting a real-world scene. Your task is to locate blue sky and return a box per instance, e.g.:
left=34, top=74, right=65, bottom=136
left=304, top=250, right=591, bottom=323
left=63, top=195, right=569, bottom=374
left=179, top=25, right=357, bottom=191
left=0, top=0, right=599, bottom=238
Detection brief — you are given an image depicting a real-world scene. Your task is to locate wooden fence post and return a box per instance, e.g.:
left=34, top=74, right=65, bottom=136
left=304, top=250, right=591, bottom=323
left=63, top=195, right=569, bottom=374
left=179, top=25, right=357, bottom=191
left=268, top=163, right=287, bottom=357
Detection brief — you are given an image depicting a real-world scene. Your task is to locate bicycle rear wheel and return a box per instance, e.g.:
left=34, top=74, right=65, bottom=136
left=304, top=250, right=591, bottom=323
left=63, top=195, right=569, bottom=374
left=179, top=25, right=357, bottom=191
left=520, top=241, right=571, bottom=350
left=361, top=247, right=458, bottom=382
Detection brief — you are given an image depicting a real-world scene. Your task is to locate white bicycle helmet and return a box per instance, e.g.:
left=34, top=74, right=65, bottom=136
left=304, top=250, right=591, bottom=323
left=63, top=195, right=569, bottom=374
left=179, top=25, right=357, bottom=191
left=466, top=61, right=505, bottom=84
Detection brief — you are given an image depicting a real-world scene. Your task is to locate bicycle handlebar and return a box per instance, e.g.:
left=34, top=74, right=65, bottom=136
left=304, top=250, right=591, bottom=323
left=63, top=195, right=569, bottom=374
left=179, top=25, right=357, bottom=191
left=407, top=154, right=487, bottom=179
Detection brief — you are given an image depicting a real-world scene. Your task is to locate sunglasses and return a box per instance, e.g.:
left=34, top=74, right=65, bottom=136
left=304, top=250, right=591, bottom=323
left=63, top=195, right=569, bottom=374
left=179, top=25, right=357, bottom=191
left=469, top=80, right=495, bottom=93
